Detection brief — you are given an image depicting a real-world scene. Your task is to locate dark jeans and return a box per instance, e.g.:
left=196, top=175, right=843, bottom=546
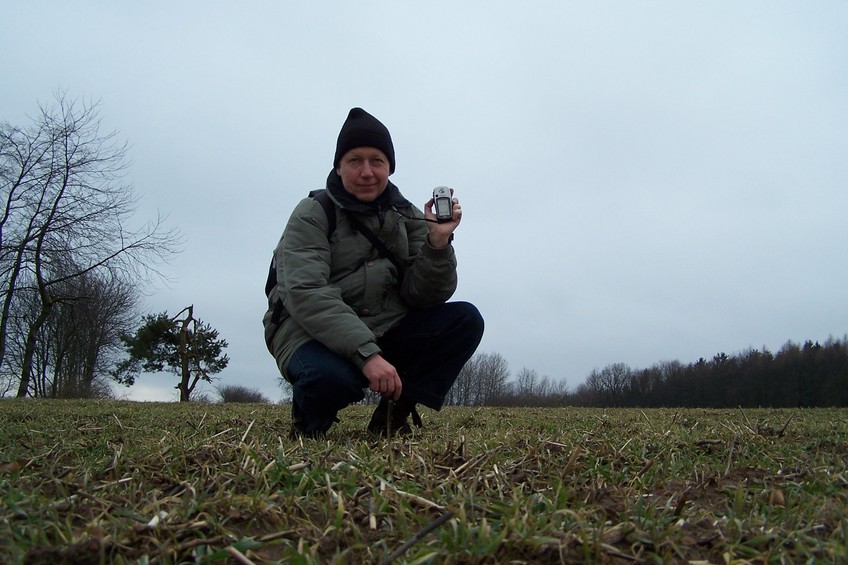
left=286, top=301, right=484, bottom=435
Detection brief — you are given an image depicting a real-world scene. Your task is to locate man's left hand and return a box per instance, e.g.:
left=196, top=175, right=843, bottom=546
left=424, top=189, right=461, bottom=248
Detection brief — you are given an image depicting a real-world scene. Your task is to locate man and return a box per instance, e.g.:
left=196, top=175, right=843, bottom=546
left=263, top=107, right=484, bottom=437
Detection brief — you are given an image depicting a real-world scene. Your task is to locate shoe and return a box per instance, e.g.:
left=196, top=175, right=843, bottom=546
left=289, top=402, right=305, bottom=439
left=367, top=397, right=422, bottom=436
left=289, top=402, right=338, bottom=439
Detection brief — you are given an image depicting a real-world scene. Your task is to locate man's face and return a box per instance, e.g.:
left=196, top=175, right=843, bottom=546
left=335, top=147, right=391, bottom=202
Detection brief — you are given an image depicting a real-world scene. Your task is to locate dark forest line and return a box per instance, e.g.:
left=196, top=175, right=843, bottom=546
left=483, top=335, right=848, bottom=408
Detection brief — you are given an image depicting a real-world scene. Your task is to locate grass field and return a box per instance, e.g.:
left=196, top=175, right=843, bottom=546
left=1, top=400, right=846, bottom=564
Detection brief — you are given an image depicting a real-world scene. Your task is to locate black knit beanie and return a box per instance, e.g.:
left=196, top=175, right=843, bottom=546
left=333, top=108, right=395, bottom=173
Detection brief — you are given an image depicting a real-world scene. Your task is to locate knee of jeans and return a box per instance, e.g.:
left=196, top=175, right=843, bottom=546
left=295, top=375, right=365, bottom=420
left=455, top=302, right=484, bottom=337
left=301, top=368, right=364, bottom=398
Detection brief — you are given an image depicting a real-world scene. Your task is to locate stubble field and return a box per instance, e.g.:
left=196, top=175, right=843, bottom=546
left=1, top=399, right=846, bottom=564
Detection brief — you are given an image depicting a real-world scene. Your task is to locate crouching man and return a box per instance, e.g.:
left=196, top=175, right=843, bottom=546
left=263, top=107, right=484, bottom=437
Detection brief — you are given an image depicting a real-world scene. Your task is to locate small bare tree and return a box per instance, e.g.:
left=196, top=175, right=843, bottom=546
left=472, top=352, right=510, bottom=405
left=584, top=362, right=632, bottom=406
left=514, top=367, right=541, bottom=402
left=447, top=352, right=510, bottom=406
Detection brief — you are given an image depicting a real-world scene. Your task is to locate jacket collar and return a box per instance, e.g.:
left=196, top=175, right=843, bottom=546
left=325, top=170, right=411, bottom=214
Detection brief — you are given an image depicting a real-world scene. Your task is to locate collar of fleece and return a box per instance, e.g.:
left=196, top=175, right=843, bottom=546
left=325, top=170, right=412, bottom=215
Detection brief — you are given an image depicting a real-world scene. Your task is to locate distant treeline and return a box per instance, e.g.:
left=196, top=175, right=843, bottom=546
left=449, top=336, right=848, bottom=408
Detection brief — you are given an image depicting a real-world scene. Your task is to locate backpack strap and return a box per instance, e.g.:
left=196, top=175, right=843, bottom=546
left=265, top=190, right=337, bottom=299
left=311, top=188, right=404, bottom=280
left=265, top=189, right=404, bottom=328
left=308, top=189, right=337, bottom=234
left=345, top=213, right=406, bottom=281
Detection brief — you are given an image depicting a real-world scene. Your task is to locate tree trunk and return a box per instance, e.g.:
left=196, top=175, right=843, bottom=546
left=178, top=309, right=191, bottom=402
left=16, top=301, right=54, bottom=397
left=0, top=241, right=29, bottom=372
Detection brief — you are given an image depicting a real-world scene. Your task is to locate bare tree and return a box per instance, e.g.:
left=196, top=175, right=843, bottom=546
left=514, top=367, right=541, bottom=400
left=45, top=269, right=138, bottom=397
left=448, top=355, right=477, bottom=406
left=0, top=92, right=179, bottom=397
left=583, top=362, right=632, bottom=406
left=474, top=352, right=510, bottom=405
left=446, top=352, right=510, bottom=406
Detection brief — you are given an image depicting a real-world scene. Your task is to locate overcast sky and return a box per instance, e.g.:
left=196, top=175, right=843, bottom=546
left=3, top=2, right=846, bottom=402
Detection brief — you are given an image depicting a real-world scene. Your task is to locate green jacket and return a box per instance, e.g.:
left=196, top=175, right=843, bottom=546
left=263, top=172, right=458, bottom=380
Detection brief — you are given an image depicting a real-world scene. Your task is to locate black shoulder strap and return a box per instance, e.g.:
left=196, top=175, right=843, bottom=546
left=346, top=213, right=406, bottom=280
left=265, top=189, right=338, bottom=298
left=311, top=189, right=404, bottom=280
left=309, top=189, right=337, bottom=234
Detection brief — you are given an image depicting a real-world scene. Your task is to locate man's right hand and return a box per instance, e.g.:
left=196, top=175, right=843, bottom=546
left=362, top=354, right=402, bottom=400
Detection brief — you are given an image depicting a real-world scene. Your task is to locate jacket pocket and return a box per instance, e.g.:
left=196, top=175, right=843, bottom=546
left=361, top=257, right=395, bottom=316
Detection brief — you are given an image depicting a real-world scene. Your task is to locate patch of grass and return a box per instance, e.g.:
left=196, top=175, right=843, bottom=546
left=1, top=400, right=846, bottom=563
